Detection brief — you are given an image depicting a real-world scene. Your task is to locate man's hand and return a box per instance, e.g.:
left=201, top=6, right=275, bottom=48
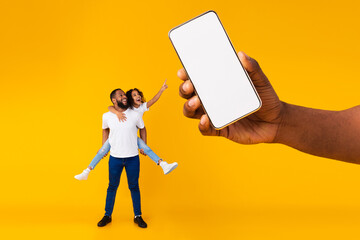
left=178, top=51, right=360, bottom=163
left=178, top=51, right=284, bottom=144
left=139, top=149, right=147, bottom=156
left=102, top=152, right=109, bottom=159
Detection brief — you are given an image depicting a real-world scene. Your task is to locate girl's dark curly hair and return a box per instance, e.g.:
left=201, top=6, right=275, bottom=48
left=126, top=88, right=146, bottom=109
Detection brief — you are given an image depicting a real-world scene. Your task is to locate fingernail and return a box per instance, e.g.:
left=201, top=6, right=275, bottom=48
left=188, top=98, right=195, bottom=107
left=243, top=52, right=250, bottom=60
left=200, top=116, right=206, bottom=125
left=182, top=82, right=189, bottom=92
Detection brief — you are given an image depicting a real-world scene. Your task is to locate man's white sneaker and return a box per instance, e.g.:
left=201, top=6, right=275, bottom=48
left=74, top=168, right=90, bottom=180
left=159, top=161, right=178, bottom=175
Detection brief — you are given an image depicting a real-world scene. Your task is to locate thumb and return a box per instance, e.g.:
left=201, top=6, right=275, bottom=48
left=238, top=51, right=269, bottom=87
left=198, top=114, right=220, bottom=136
left=238, top=51, right=261, bottom=74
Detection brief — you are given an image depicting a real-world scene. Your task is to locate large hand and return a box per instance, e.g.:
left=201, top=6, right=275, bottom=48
left=178, top=51, right=284, bottom=144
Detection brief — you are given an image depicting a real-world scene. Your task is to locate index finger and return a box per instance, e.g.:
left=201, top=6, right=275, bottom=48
left=177, top=69, right=188, bottom=81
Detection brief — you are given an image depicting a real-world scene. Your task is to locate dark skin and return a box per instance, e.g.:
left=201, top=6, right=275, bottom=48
left=178, top=51, right=360, bottom=164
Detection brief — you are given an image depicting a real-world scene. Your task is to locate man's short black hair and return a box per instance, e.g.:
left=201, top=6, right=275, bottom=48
left=110, top=88, right=123, bottom=102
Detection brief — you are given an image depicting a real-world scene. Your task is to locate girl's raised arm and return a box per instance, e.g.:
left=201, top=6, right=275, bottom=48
left=147, top=80, right=168, bottom=109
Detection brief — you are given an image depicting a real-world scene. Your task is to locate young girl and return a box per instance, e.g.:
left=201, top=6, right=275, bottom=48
left=75, top=80, right=178, bottom=180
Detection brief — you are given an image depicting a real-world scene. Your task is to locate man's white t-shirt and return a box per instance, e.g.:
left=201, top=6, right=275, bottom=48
left=102, top=108, right=145, bottom=158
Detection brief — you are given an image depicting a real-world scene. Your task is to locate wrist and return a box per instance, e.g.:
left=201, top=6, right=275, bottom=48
left=273, top=101, right=290, bottom=144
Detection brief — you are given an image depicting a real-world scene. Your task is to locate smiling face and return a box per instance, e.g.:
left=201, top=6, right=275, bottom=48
left=131, top=90, right=142, bottom=108
left=113, top=89, right=128, bottom=109
left=126, top=88, right=145, bottom=109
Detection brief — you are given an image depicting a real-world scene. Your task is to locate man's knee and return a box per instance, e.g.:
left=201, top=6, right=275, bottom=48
left=128, top=183, right=139, bottom=191
left=108, top=183, right=119, bottom=191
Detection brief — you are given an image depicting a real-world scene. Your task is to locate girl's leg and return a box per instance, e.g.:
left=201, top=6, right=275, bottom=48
left=136, top=137, right=178, bottom=175
left=75, top=139, right=111, bottom=180
left=137, top=137, right=161, bottom=164
left=88, top=139, right=111, bottom=169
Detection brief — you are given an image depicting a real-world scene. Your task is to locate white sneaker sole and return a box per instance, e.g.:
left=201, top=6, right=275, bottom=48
left=74, top=174, right=88, bottom=180
left=164, top=163, right=178, bottom=175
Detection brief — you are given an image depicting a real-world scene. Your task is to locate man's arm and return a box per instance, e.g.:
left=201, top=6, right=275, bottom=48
left=102, top=128, right=109, bottom=145
left=138, top=127, right=147, bottom=156
left=139, top=127, right=147, bottom=144
left=146, top=80, right=168, bottom=109
left=101, top=128, right=110, bottom=158
left=274, top=103, right=360, bottom=163
left=177, top=51, right=360, bottom=164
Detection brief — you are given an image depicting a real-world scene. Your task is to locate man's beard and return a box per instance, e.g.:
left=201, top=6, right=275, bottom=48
left=116, top=99, right=128, bottom=109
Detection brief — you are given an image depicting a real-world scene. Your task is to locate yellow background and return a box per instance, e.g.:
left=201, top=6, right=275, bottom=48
left=1, top=0, right=360, bottom=239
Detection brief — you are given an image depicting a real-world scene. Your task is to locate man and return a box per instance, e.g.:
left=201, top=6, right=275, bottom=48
left=97, top=88, right=147, bottom=228
left=177, top=51, right=360, bottom=163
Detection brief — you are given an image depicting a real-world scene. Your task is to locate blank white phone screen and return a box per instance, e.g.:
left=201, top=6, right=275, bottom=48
left=169, top=11, right=261, bottom=129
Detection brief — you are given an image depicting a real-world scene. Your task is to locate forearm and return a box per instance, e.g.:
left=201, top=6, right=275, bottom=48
left=102, top=129, right=109, bottom=145
left=275, top=102, right=360, bottom=164
left=139, top=127, right=147, bottom=144
left=147, top=89, right=164, bottom=108
left=108, top=106, right=118, bottom=114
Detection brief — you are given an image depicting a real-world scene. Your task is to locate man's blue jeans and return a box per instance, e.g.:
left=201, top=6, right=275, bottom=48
left=105, top=155, right=142, bottom=217
left=89, top=138, right=161, bottom=169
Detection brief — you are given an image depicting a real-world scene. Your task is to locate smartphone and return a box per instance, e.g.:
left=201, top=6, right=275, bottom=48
left=169, top=10, right=262, bottom=129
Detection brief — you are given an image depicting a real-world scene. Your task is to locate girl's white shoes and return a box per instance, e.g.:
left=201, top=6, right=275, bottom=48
left=160, top=161, right=178, bottom=175
left=75, top=168, right=90, bottom=180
